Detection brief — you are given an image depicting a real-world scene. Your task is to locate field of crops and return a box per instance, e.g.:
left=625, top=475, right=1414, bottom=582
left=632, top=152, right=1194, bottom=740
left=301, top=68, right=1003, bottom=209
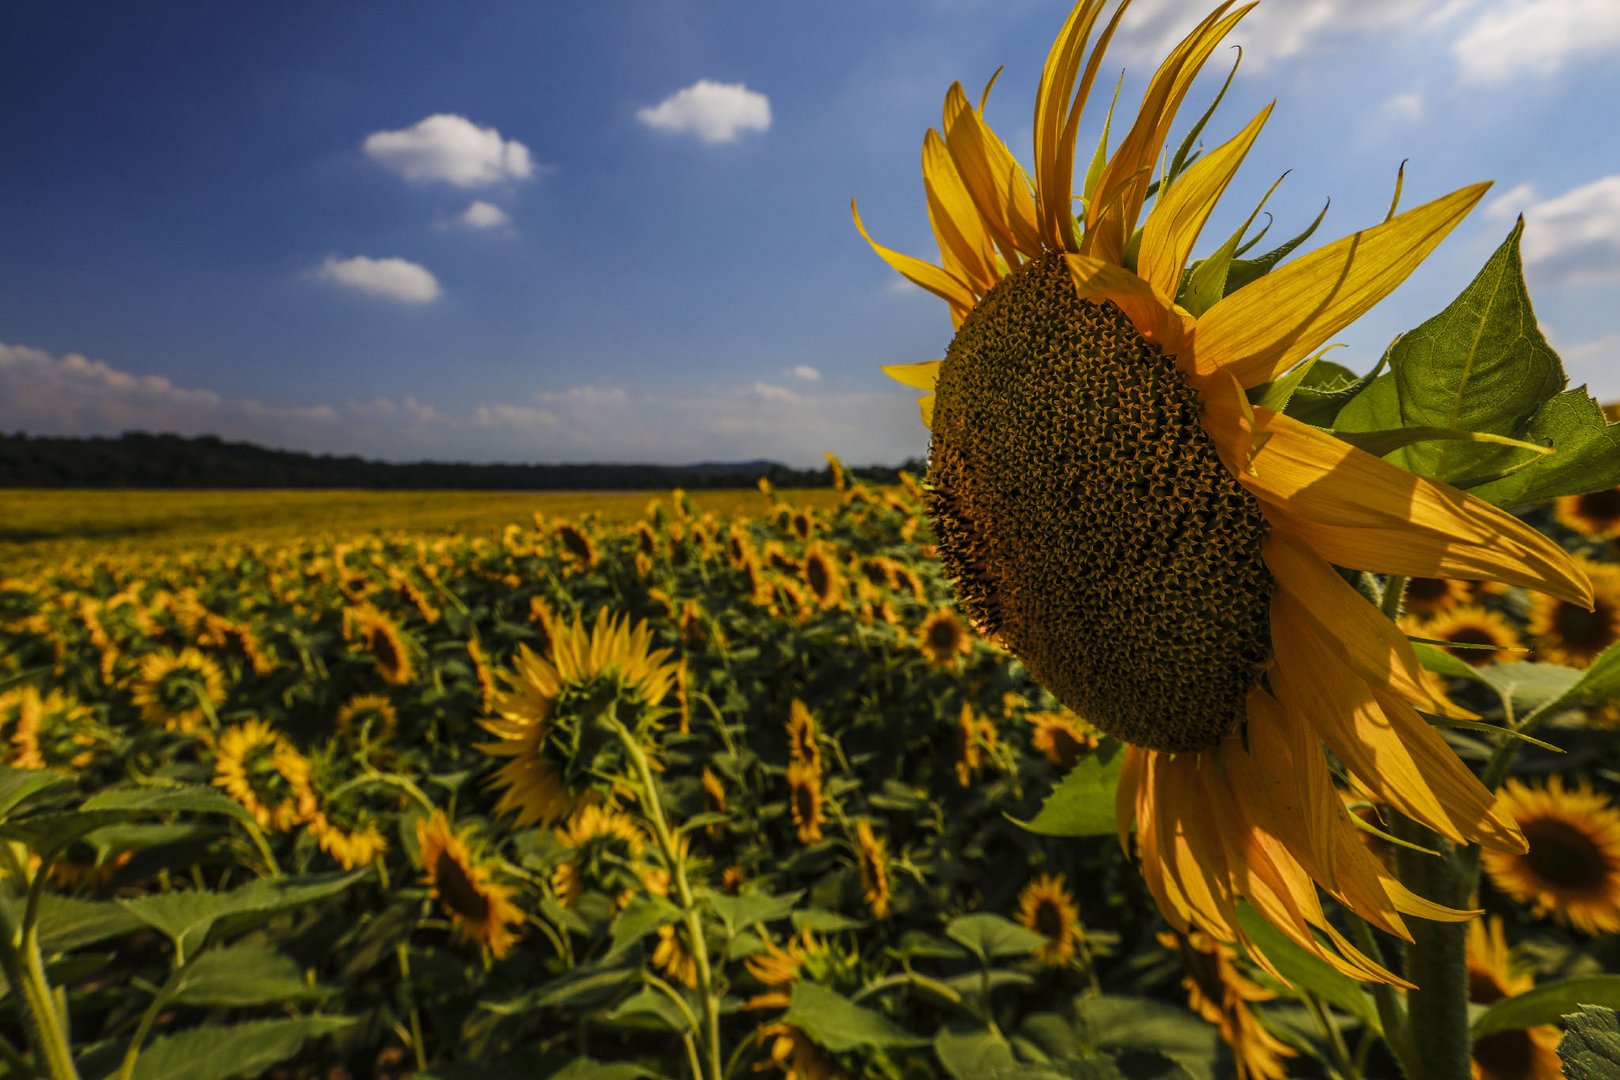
left=3, top=470, right=1620, bottom=1079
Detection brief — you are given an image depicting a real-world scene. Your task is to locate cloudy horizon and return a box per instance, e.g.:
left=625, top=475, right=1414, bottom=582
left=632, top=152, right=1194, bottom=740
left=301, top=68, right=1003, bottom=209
left=3, top=0, right=1617, bottom=468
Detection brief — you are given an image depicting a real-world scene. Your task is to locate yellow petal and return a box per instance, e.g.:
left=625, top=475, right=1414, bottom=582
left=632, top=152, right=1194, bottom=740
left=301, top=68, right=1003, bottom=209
left=1263, top=529, right=1460, bottom=717
left=1064, top=254, right=1190, bottom=354
left=943, top=84, right=1042, bottom=262
left=1137, top=103, right=1273, bottom=301
left=1270, top=590, right=1523, bottom=851
left=923, top=129, right=1001, bottom=294
left=1083, top=2, right=1251, bottom=265
left=1225, top=406, right=1594, bottom=606
left=1188, top=183, right=1490, bottom=387
left=880, top=360, right=942, bottom=391
left=1033, top=0, right=1112, bottom=251
left=851, top=199, right=977, bottom=313
left=918, top=393, right=936, bottom=429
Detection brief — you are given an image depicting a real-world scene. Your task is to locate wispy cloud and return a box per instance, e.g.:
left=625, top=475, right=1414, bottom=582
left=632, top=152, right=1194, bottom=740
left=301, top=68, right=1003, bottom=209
left=363, top=114, right=537, bottom=187
left=313, top=255, right=442, bottom=303
left=1488, top=176, right=1620, bottom=285
left=636, top=80, right=772, bottom=144
left=1, top=341, right=924, bottom=466
left=787, top=364, right=822, bottom=382
left=1454, top=0, right=1620, bottom=83
left=455, top=200, right=513, bottom=230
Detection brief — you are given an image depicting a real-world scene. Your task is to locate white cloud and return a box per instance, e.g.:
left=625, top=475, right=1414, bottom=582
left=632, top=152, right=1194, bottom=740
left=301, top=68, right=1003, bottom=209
left=1485, top=182, right=1539, bottom=219
left=362, top=114, right=536, bottom=187
left=787, top=364, right=822, bottom=382
left=1379, top=92, right=1424, bottom=124
left=1114, top=0, right=1424, bottom=68
left=750, top=381, right=800, bottom=403
left=313, top=255, right=442, bottom=304
left=1507, top=175, right=1620, bottom=285
left=0, top=342, right=925, bottom=468
left=456, top=200, right=512, bottom=230
left=1563, top=333, right=1620, bottom=370
left=1454, top=0, right=1620, bottom=83
left=636, top=80, right=771, bottom=144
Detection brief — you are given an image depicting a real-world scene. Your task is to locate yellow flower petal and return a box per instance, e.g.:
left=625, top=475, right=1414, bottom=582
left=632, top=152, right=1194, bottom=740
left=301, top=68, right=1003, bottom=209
left=1033, top=0, right=1121, bottom=251
left=880, top=360, right=943, bottom=391
left=1083, top=2, right=1252, bottom=265
left=1188, top=183, right=1490, bottom=387
left=851, top=198, right=977, bottom=317
left=1064, top=253, right=1191, bottom=353
left=1137, top=103, right=1273, bottom=301
left=923, top=129, right=1002, bottom=294
left=942, top=83, right=1042, bottom=261
left=1227, top=406, right=1593, bottom=606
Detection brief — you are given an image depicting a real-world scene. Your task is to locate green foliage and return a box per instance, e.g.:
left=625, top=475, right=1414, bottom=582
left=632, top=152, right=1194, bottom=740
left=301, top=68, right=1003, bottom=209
left=1559, top=1005, right=1620, bottom=1080
left=1019, top=741, right=1125, bottom=838
left=1474, top=977, right=1620, bottom=1040
left=1335, top=222, right=1620, bottom=506
left=782, top=982, right=929, bottom=1051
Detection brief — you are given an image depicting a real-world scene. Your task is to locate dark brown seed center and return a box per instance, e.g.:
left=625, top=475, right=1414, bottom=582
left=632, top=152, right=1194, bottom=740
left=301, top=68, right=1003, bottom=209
left=926, top=252, right=1273, bottom=752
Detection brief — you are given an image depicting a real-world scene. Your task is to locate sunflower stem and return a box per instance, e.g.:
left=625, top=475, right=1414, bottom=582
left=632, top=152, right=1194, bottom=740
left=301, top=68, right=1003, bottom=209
left=1345, top=914, right=1415, bottom=1078
left=1379, top=574, right=1408, bottom=621
left=1393, top=814, right=1473, bottom=1080
left=608, top=711, right=724, bottom=1080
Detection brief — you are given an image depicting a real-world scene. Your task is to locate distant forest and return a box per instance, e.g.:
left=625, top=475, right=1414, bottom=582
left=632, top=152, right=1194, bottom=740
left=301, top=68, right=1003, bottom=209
left=0, top=432, right=923, bottom=490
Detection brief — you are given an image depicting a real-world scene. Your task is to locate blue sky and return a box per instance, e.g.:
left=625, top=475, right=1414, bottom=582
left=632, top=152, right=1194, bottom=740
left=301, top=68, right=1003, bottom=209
left=3, top=0, right=1618, bottom=467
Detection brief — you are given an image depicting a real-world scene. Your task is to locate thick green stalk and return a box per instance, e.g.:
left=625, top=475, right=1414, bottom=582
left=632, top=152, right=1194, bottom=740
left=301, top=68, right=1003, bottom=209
left=0, top=927, right=80, bottom=1080
left=1393, top=815, right=1471, bottom=1080
left=610, top=715, right=723, bottom=1080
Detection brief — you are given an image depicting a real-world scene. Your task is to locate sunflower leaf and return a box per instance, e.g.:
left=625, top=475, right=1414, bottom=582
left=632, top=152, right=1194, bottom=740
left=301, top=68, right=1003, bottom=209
left=945, top=913, right=1048, bottom=962
left=1559, top=1004, right=1620, bottom=1080
left=1517, top=640, right=1620, bottom=724
left=1233, top=904, right=1383, bottom=1034
left=1473, top=977, right=1620, bottom=1040
left=1333, top=220, right=1620, bottom=506
left=782, top=982, right=929, bottom=1051
left=1013, top=740, right=1125, bottom=838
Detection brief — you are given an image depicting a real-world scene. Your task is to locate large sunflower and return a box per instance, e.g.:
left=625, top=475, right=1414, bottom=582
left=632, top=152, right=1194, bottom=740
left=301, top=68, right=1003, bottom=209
left=859, top=0, right=1592, bottom=981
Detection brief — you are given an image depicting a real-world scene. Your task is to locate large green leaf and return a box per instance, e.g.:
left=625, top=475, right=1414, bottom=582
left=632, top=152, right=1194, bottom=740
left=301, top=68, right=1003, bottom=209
left=1560, top=1005, right=1620, bottom=1080
left=1016, top=741, right=1125, bottom=838
left=1335, top=222, right=1620, bottom=506
left=1069, top=995, right=1220, bottom=1074
left=0, top=766, right=67, bottom=818
left=1473, top=660, right=1588, bottom=720
left=945, top=913, right=1048, bottom=962
left=606, top=893, right=682, bottom=958
left=1524, top=639, right=1620, bottom=721
left=117, top=872, right=364, bottom=956
left=1473, top=976, right=1620, bottom=1040
left=168, top=941, right=325, bottom=1007
left=782, top=982, right=929, bottom=1052
left=1233, top=905, right=1382, bottom=1033
left=35, top=894, right=147, bottom=953
left=700, top=888, right=802, bottom=935
left=82, top=783, right=254, bottom=824
left=128, top=1016, right=352, bottom=1080
left=934, top=1026, right=1018, bottom=1079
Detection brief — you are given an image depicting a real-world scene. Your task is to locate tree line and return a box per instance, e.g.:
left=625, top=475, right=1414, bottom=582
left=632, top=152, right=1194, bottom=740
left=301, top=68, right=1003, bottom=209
left=0, top=432, right=922, bottom=490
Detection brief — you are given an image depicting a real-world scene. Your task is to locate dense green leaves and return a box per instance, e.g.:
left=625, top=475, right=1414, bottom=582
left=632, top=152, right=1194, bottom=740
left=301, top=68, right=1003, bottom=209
left=117, top=872, right=365, bottom=956
left=167, top=940, right=325, bottom=1007
left=1335, top=222, right=1620, bottom=506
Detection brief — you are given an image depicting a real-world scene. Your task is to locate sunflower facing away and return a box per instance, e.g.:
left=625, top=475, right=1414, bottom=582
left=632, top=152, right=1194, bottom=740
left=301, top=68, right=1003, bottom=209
left=130, top=647, right=227, bottom=732
left=1482, top=777, right=1620, bottom=936
left=213, top=718, right=318, bottom=832
left=858, top=0, right=1593, bottom=981
left=479, top=611, right=681, bottom=827
left=1161, top=930, right=1295, bottom=1080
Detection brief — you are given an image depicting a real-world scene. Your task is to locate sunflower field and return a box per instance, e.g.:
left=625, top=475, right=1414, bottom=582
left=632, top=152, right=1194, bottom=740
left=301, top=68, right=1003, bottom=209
left=0, top=457, right=1617, bottom=1080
